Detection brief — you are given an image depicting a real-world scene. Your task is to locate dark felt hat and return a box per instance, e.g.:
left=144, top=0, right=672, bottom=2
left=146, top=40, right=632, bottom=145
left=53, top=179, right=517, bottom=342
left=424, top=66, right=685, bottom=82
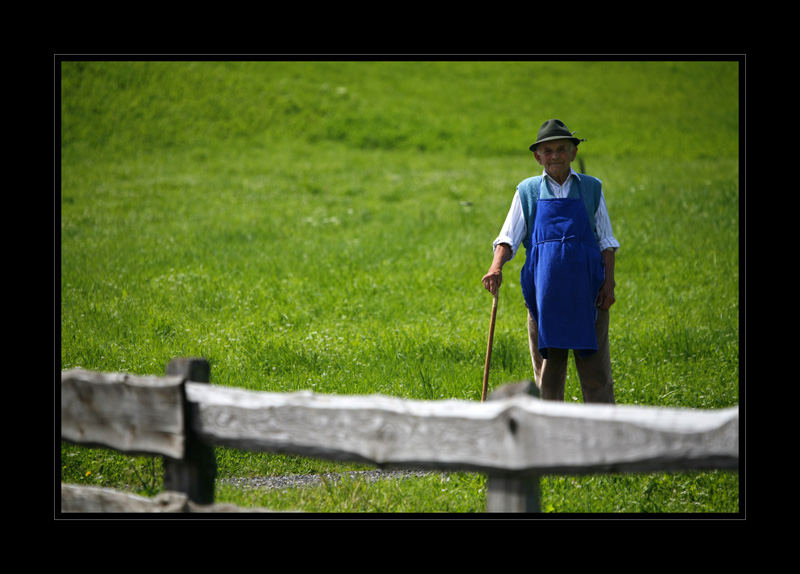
left=529, top=119, right=585, bottom=151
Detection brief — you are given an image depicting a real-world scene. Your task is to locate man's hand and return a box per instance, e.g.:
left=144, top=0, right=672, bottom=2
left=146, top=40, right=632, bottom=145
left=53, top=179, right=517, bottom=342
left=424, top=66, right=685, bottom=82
left=596, top=248, right=616, bottom=310
left=482, top=267, right=503, bottom=295
left=483, top=243, right=512, bottom=296
left=595, top=280, right=616, bottom=310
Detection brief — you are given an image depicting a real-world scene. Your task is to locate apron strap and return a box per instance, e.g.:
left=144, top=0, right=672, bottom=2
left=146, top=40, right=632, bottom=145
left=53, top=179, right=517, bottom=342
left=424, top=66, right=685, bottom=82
left=535, top=234, right=576, bottom=246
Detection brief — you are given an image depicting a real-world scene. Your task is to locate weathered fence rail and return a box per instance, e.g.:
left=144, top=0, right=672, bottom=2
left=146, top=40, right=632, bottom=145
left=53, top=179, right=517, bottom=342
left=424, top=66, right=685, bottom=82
left=60, top=358, right=739, bottom=513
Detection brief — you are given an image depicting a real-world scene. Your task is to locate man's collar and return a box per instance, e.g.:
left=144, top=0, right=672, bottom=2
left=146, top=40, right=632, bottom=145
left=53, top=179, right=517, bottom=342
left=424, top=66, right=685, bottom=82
left=543, top=167, right=579, bottom=184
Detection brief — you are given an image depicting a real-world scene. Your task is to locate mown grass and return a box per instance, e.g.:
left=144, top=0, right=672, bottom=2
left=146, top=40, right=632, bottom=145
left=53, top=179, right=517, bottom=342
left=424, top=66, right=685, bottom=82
left=59, top=59, right=741, bottom=514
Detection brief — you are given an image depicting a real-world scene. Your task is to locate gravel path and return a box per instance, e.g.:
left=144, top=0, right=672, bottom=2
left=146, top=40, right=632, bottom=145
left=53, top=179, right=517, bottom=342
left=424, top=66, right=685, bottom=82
left=221, top=469, right=437, bottom=491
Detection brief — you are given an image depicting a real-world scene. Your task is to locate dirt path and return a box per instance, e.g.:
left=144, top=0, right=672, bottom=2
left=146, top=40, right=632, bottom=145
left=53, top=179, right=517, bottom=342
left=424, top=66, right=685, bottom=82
left=220, top=469, right=437, bottom=490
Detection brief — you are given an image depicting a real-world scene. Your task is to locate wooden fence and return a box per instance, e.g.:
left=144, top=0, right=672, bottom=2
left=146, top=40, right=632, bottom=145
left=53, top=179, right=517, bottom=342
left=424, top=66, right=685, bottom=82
left=60, top=357, right=739, bottom=513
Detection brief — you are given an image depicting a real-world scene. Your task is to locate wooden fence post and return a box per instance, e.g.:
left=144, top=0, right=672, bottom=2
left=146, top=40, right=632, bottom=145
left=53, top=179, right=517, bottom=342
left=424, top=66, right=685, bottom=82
left=485, top=381, right=542, bottom=512
left=162, top=357, right=216, bottom=505
left=486, top=473, right=541, bottom=513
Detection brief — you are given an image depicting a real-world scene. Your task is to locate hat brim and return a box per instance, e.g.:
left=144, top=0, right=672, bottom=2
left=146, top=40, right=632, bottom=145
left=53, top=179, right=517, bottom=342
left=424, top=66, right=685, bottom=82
left=529, top=136, right=584, bottom=152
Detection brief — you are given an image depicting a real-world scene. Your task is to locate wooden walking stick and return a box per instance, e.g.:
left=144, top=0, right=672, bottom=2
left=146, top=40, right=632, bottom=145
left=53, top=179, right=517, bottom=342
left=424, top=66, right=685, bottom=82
left=481, top=289, right=499, bottom=402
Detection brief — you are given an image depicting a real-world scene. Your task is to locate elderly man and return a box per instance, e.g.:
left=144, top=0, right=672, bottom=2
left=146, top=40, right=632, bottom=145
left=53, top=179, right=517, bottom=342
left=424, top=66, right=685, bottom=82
left=482, top=119, right=619, bottom=404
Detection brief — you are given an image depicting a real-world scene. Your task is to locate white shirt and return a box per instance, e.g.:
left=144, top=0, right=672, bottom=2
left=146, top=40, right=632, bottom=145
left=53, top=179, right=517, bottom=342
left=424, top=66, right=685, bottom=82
left=493, top=168, right=620, bottom=258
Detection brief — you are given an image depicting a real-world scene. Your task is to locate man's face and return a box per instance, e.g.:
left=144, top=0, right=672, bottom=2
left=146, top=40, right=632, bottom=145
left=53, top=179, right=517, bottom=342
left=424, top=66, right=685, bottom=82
left=533, top=139, right=577, bottom=180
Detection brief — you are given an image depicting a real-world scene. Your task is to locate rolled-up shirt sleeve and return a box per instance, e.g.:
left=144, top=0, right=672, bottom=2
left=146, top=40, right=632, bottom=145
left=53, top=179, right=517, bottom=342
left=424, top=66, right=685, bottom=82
left=595, top=193, right=620, bottom=252
left=492, top=190, right=527, bottom=259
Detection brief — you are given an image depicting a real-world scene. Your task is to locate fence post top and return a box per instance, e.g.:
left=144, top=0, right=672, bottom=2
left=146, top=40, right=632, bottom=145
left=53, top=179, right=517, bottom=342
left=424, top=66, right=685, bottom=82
left=166, top=357, right=210, bottom=383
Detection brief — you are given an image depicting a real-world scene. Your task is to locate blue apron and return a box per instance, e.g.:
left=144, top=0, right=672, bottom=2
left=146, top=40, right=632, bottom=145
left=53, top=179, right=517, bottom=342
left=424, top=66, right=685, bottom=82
left=520, top=178, right=605, bottom=359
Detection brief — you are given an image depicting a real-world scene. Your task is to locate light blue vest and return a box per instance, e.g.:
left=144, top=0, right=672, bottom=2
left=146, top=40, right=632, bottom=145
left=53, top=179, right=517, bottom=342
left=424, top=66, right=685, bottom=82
left=517, top=173, right=603, bottom=250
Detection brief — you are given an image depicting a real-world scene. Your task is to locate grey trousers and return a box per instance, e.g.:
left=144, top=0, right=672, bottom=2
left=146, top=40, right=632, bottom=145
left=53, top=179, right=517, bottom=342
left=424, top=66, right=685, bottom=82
left=527, top=308, right=615, bottom=404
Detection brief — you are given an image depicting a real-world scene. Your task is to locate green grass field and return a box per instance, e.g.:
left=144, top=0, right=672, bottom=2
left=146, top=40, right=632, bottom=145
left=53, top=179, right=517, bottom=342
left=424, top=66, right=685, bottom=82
left=59, top=59, right=741, bottom=514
